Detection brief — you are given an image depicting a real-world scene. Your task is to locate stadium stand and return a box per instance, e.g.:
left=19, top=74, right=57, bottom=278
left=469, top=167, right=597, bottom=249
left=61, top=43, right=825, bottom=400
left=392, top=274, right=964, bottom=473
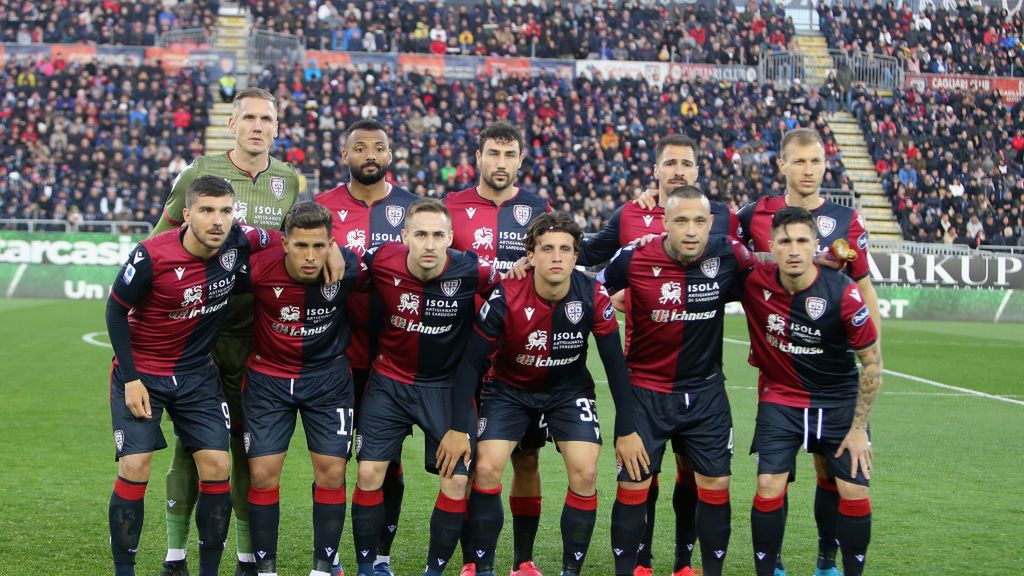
left=243, top=0, right=795, bottom=63
left=0, top=0, right=220, bottom=46
left=0, top=57, right=211, bottom=230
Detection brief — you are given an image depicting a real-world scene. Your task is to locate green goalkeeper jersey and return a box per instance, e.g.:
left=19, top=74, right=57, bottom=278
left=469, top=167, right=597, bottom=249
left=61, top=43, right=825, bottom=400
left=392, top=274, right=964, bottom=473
left=153, top=151, right=301, bottom=335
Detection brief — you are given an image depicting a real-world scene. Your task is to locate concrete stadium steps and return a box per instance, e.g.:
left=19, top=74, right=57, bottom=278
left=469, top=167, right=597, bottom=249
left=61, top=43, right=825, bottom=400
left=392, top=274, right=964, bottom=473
left=205, top=7, right=252, bottom=155
left=794, top=29, right=901, bottom=241
left=204, top=93, right=240, bottom=156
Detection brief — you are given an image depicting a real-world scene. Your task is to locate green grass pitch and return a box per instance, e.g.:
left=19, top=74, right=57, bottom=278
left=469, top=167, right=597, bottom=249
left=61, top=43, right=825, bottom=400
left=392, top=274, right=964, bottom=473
left=0, top=298, right=1021, bottom=575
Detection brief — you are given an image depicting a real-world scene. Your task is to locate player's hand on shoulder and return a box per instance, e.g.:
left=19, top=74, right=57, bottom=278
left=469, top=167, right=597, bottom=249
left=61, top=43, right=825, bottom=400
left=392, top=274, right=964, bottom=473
left=125, top=379, right=152, bottom=419
left=615, top=432, right=650, bottom=482
left=506, top=256, right=532, bottom=280
left=323, top=241, right=346, bottom=284
left=633, top=186, right=658, bottom=210
left=436, top=429, right=472, bottom=478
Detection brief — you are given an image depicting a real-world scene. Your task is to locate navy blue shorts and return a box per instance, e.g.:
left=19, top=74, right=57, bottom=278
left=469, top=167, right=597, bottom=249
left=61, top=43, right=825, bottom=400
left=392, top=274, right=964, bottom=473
left=618, top=383, right=733, bottom=482
left=751, top=402, right=871, bottom=487
left=477, top=381, right=602, bottom=446
left=109, top=362, right=230, bottom=460
left=356, top=371, right=476, bottom=476
left=242, top=361, right=355, bottom=459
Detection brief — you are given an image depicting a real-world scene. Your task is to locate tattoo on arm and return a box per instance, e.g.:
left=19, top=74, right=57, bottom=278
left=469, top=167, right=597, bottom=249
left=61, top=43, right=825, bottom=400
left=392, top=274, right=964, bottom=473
left=754, top=252, right=776, bottom=264
left=853, top=342, right=883, bottom=429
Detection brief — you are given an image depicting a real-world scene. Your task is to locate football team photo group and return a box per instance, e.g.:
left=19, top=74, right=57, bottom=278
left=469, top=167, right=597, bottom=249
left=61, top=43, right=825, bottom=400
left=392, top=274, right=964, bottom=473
left=104, top=87, right=882, bottom=576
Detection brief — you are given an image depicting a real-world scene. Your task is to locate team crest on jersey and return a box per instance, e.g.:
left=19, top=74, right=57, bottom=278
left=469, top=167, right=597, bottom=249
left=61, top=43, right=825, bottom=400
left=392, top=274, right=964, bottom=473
left=477, top=418, right=488, bottom=438
left=322, top=281, right=340, bottom=301
left=701, top=257, right=720, bottom=278
left=114, top=430, right=124, bottom=452
left=441, top=279, right=461, bottom=297
left=816, top=216, right=837, bottom=238
left=565, top=301, right=583, bottom=324
left=805, top=297, right=827, bottom=320
left=280, top=306, right=301, bottom=322
left=270, top=176, right=286, bottom=199
left=386, top=205, right=405, bottom=228
left=513, top=204, right=532, bottom=226
left=219, top=249, right=237, bottom=271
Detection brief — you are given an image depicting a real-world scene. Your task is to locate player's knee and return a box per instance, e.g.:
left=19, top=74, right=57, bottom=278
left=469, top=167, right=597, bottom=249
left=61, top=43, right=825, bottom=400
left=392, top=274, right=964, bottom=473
left=473, top=457, right=505, bottom=489
left=695, top=474, right=730, bottom=492
left=312, top=457, right=347, bottom=488
left=566, top=462, right=598, bottom=495
left=835, top=479, right=869, bottom=501
left=511, top=449, right=540, bottom=475
left=755, top=474, right=788, bottom=498
left=118, top=454, right=152, bottom=482
left=194, top=450, right=231, bottom=481
left=440, top=474, right=469, bottom=498
left=356, top=461, right=387, bottom=491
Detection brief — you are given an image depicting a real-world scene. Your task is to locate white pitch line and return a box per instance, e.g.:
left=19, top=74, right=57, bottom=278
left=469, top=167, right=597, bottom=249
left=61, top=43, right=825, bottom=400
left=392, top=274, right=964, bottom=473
left=994, top=289, right=1013, bottom=323
left=82, top=331, right=112, bottom=349
left=5, top=263, right=27, bottom=297
left=722, top=337, right=1024, bottom=407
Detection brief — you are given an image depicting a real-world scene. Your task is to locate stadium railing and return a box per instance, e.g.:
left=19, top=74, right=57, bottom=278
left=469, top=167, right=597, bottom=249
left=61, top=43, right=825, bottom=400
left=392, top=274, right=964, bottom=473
left=0, top=219, right=154, bottom=234
left=249, top=30, right=306, bottom=68
left=979, top=245, right=1024, bottom=255
left=870, top=239, right=975, bottom=255
left=822, top=188, right=860, bottom=210
left=761, top=49, right=902, bottom=91
left=157, top=28, right=217, bottom=49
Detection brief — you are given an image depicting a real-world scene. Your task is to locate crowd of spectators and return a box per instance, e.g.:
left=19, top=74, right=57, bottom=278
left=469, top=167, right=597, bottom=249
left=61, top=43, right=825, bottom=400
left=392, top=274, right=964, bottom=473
left=818, top=0, right=1024, bottom=78
left=256, top=59, right=846, bottom=232
left=246, top=0, right=795, bottom=64
left=0, top=56, right=212, bottom=230
left=854, top=84, right=1024, bottom=246
left=0, top=0, right=220, bottom=46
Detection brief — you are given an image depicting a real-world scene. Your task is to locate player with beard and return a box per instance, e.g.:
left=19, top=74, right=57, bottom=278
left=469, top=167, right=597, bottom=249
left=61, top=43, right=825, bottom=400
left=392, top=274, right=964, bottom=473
left=443, top=122, right=551, bottom=576
left=316, top=119, right=417, bottom=576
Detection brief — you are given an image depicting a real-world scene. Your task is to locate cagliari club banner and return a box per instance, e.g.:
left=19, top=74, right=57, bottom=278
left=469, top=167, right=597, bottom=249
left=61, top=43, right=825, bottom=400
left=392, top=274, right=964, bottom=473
left=905, top=73, right=1024, bottom=104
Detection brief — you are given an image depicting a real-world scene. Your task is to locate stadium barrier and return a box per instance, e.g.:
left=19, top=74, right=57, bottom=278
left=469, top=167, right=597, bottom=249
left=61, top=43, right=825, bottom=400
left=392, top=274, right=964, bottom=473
left=0, top=43, right=237, bottom=83
left=761, top=49, right=902, bottom=92
left=157, top=28, right=217, bottom=50
left=248, top=30, right=306, bottom=68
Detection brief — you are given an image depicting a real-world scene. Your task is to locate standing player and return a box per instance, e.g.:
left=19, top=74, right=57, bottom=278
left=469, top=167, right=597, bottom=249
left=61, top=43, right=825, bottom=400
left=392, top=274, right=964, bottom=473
left=441, top=212, right=641, bottom=576
left=444, top=122, right=551, bottom=576
left=349, top=199, right=497, bottom=576
left=580, top=134, right=738, bottom=266
left=316, top=118, right=419, bottom=576
left=154, top=87, right=301, bottom=576
left=238, top=202, right=360, bottom=576
left=105, top=176, right=275, bottom=576
left=600, top=186, right=757, bottom=576
left=737, top=127, right=881, bottom=576
left=584, top=135, right=737, bottom=576
left=740, top=207, right=881, bottom=576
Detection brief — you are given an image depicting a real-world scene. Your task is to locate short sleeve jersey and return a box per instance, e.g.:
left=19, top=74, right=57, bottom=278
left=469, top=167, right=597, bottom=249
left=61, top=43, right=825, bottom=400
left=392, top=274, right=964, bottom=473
left=315, top=182, right=419, bottom=370
left=244, top=245, right=360, bottom=378
left=364, top=243, right=498, bottom=386
left=600, top=235, right=756, bottom=392
left=737, top=195, right=870, bottom=280
left=474, top=270, right=618, bottom=392
left=740, top=263, right=878, bottom=408
left=445, top=187, right=552, bottom=272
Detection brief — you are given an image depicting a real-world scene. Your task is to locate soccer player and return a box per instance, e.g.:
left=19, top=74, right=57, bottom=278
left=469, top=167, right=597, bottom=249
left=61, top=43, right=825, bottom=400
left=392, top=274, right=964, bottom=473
left=154, top=87, right=301, bottom=576
left=316, top=118, right=418, bottom=576
left=580, top=134, right=738, bottom=266
left=579, top=134, right=738, bottom=576
left=442, top=212, right=639, bottom=576
left=105, top=176, right=276, bottom=576
left=600, top=185, right=757, bottom=576
left=737, top=127, right=882, bottom=576
left=443, top=122, right=551, bottom=576
left=740, top=207, right=881, bottom=576
left=349, top=198, right=498, bottom=576
left=237, top=202, right=360, bottom=576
